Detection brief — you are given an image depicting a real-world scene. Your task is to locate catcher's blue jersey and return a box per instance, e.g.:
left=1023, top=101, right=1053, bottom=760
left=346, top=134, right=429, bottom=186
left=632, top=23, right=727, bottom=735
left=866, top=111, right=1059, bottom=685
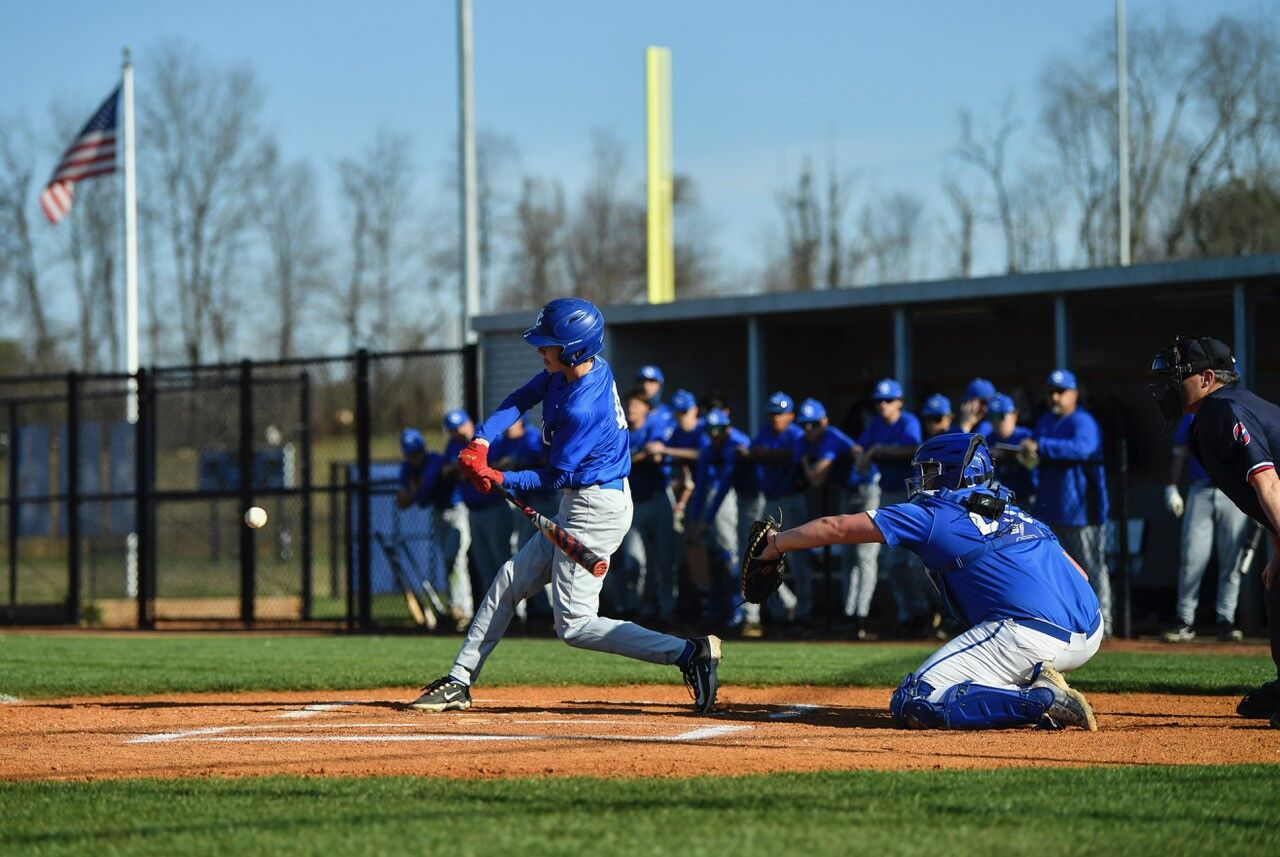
left=868, top=489, right=1099, bottom=634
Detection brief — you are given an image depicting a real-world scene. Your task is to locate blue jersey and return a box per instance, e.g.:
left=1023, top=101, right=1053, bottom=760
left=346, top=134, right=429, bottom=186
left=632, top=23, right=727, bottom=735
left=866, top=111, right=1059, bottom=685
left=645, top=401, right=675, bottom=436
left=442, top=437, right=474, bottom=507
left=689, top=427, right=752, bottom=523
left=753, top=423, right=804, bottom=501
left=869, top=489, right=1100, bottom=634
left=1173, top=413, right=1210, bottom=484
left=857, top=412, right=922, bottom=491
left=1030, top=408, right=1108, bottom=527
left=627, top=421, right=671, bottom=503
left=475, top=357, right=631, bottom=492
left=666, top=424, right=708, bottom=455
left=398, top=453, right=452, bottom=510
left=985, top=425, right=1038, bottom=505
left=805, top=425, right=877, bottom=490
left=490, top=430, right=555, bottom=502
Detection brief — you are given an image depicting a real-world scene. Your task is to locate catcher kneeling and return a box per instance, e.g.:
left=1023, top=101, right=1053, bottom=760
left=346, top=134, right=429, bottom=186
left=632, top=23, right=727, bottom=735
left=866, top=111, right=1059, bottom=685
left=746, top=433, right=1102, bottom=730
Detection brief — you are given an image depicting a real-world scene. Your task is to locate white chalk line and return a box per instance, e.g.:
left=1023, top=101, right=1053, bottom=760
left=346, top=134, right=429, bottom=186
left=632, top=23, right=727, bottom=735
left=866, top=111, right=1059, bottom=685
left=275, top=702, right=359, bottom=719
left=129, top=722, right=752, bottom=745
left=0, top=694, right=22, bottom=704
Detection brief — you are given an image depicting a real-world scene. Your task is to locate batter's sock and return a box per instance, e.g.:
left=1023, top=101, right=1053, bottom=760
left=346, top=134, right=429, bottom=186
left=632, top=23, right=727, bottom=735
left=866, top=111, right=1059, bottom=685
left=675, top=640, right=696, bottom=669
left=448, top=674, right=470, bottom=687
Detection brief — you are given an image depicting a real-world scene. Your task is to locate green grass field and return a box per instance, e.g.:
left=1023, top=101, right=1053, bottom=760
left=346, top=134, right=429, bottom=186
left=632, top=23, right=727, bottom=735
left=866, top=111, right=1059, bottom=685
left=2, top=632, right=1277, bottom=856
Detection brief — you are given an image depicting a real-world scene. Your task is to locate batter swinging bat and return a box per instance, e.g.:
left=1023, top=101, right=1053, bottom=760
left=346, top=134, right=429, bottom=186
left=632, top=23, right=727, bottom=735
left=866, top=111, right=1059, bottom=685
left=491, top=483, right=610, bottom=577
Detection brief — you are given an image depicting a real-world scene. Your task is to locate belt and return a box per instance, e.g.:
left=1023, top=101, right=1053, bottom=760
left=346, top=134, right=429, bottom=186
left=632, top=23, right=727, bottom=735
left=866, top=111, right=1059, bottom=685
left=1015, top=611, right=1102, bottom=643
left=598, top=478, right=625, bottom=491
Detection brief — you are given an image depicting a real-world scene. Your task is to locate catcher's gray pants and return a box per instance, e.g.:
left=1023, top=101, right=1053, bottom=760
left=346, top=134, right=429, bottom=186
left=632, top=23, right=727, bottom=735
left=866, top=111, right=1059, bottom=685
left=768, top=492, right=811, bottom=620
left=840, top=483, right=882, bottom=618
left=878, top=488, right=939, bottom=623
left=450, top=482, right=688, bottom=686
left=468, top=504, right=515, bottom=594
left=1175, top=481, right=1248, bottom=626
left=737, top=492, right=766, bottom=625
left=1052, top=524, right=1112, bottom=637
left=619, top=491, right=677, bottom=620
left=433, top=502, right=474, bottom=619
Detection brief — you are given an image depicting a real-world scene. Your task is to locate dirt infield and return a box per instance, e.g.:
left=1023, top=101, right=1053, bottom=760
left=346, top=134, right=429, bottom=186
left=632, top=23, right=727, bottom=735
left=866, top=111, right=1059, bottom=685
left=3, top=684, right=1277, bottom=781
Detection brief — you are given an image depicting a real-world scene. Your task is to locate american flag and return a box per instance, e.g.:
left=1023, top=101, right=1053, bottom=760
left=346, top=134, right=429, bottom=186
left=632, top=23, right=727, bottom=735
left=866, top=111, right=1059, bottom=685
left=39, top=85, right=120, bottom=225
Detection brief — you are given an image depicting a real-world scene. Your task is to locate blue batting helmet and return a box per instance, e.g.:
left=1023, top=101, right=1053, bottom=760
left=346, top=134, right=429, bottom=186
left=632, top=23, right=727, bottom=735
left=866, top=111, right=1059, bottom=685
left=907, top=433, right=994, bottom=499
left=400, top=428, right=426, bottom=456
left=523, top=297, right=605, bottom=367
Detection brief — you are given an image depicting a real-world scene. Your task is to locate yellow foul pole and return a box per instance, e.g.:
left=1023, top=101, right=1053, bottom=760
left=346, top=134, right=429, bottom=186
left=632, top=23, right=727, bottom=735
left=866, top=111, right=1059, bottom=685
left=646, top=46, right=674, bottom=304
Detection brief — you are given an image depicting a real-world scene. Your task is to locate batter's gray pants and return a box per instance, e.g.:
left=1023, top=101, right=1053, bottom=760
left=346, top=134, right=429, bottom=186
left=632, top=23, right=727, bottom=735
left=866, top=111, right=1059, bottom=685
left=1175, top=481, right=1249, bottom=627
left=468, top=504, right=515, bottom=594
left=450, top=482, right=688, bottom=686
left=840, top=483, right=882, bottom=618
left=1052, top=523, right=1112, bottom=637
left=879, top=488, right=939, bottom=623
left=433, top=502, right=474, bottom=619
left=515, top=494, right=559, bottom=618
left=619, top=491, right=677, bottom=620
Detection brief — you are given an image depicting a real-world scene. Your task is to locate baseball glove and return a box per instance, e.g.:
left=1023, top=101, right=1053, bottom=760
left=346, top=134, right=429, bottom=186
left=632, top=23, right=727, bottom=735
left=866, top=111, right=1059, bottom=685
left=741, top=514, right=787, bottom=604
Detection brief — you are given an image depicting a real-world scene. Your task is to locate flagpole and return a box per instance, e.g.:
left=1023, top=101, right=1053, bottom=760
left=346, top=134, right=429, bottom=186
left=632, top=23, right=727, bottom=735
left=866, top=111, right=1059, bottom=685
left=123, top=47, right=139, bottom=422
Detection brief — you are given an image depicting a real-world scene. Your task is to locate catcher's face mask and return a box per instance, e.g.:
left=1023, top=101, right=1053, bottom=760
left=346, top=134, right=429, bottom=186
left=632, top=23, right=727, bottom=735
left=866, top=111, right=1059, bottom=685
left=906, top=434, right=992, bottom=500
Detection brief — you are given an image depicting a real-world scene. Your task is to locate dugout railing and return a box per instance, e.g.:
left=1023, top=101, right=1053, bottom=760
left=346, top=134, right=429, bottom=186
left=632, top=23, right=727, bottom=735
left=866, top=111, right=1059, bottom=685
left=0, top=345, right=478, bottom=631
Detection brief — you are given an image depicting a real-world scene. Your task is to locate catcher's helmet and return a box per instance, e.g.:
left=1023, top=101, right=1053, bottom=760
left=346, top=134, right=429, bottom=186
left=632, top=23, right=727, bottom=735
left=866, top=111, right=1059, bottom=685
left=523, top=297, right=605, bottom=367
left=907, top=432, right=994, bottom=498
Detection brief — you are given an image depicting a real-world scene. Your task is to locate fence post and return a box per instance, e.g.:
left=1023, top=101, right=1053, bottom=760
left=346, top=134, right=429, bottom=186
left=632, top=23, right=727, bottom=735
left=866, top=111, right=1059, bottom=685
left=135, top=368, right=153, bottom=630
left=355, top=349, right=372, bottom=629
left=299, top=370, right=313, bottom=620
left=239, top=360, right=256, bottom=626
left=1116, top=436, right=1131, bottom=639
left=463, top=342, right=480, bottom=421
left=8, top=402, right=19, bottom=618
left=66, top=372, right=81, bottom=624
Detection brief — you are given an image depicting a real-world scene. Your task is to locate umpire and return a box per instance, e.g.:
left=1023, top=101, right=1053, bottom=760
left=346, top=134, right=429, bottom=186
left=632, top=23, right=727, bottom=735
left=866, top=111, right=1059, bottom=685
left=1150, top=336, right=1280, bottom=727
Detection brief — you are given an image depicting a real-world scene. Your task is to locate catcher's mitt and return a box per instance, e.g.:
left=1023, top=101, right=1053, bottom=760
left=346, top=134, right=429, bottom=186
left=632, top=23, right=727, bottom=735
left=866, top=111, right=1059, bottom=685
left=741, top=514, right=787, bottom=604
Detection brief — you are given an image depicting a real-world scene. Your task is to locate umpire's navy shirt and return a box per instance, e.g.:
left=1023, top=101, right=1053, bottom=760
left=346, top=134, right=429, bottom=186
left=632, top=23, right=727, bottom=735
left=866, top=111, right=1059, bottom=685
left=1190, top=383, right=1280, bottom=532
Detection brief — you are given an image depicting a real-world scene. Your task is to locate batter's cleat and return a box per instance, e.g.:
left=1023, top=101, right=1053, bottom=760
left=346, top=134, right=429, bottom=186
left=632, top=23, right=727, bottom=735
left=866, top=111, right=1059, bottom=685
left=1033, top=666, right=1098, bottom=731
left=1216, top=623, right=1244, bottom=643
left=1237, top=679, right=1280, bottom=719
left=681, top=635, right=722, bottom=714
left=409, top=676, right=472, bottom=712
left=1162, top=624, right=1196, bottom=643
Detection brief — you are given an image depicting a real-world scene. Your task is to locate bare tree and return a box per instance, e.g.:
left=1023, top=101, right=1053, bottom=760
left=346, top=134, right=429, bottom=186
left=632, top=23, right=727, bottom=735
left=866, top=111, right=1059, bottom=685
left=142, top=43, right=273, bottom=364
left=823, top=153, right=854, bottom=288
left=508, top=175, right=567, bottom=309
left=940, top=178, right=978, bottom=277
left=859, top=192, right=925, bottom=283
left=258, top=151, right=328, bottom=359
left=565, top=131, right=643, bottom=305
left=774, top=156, right=821, bottom=290
left=671, top=174, right=720, bottom=297
left=0, top=120, right=57, bottom=367
left=335, top=158, right=370, bottom=351
left=956, top=99, right=1020, bottom=272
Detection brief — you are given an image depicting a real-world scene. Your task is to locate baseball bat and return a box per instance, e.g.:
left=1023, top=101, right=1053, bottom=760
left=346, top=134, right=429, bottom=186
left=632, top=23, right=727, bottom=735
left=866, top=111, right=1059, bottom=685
left=1234, top=522, right=1266, bottom=577
left=491, top=482, right=610, bottom=577
left=374, top=531, right=435, bottom=629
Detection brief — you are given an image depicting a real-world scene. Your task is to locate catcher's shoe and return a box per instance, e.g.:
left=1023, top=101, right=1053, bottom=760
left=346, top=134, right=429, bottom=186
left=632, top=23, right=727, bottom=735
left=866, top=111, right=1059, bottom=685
left=1237, top=679, right=1280, bottom=719
left=681, top=635, right=722, bottom=714
left=1033, top=666, right=1097, bottom=731
left=409, top=676, right=472, bottom=712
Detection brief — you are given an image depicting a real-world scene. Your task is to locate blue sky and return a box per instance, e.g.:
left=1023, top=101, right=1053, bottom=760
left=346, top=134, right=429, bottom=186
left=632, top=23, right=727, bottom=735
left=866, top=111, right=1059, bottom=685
left=3, top=0, right=1272, bottom=283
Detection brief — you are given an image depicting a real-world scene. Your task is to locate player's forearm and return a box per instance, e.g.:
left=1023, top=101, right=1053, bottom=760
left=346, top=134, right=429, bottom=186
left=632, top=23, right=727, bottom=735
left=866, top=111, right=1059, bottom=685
left=1250, top=469, right=1280, bottom=536
left=774, top=512, right=885, bottom=553
left=870, top=445, right=915, bottom=461
left=476, top=378, right=544, bottom=441
left=1037, top=432, right=1099, bottom=462
left=1167, top=447, right=1188, bottom=486
left=664, top=447, right=700, bottom=462
left=750, top=446, right=793, bottom=463
left=502, top=466, right=566, bottom=493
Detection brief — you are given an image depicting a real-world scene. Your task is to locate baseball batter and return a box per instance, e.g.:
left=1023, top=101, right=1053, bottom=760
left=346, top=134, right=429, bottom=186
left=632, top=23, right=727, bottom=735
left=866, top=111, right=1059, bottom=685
left=410, top=298, right=721, bottom=714
left=751, top=433, right=1101, bottom=730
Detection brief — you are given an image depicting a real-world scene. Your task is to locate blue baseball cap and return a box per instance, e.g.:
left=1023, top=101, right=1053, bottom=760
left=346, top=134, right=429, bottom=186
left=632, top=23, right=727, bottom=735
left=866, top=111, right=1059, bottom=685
left=400, top=428, right=425, bottom=456
left=797, top=398, right=827, bottom=423
left=987, top=393, right=1017, bottom=417
left=767, top=391, right=794, bottom=414
left=872, top=378, right=903, bottom=401
left=921, top=394, right=953, bottom=417
left=966, top=378, right=996, bottom=401
left=443, top=409, right=471, bottom=431
left=671, top=389, right=697, bottom=413
left=704, top=408, right=730, bottom=429
left=637, top=365, right=664, bottom=383
left=1047, top=369, right=1077, bottom=391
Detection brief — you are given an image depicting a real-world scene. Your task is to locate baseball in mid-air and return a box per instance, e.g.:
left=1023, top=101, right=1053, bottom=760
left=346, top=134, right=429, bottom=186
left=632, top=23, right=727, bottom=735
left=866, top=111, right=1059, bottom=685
left=244, top=506, right=268, bottom=529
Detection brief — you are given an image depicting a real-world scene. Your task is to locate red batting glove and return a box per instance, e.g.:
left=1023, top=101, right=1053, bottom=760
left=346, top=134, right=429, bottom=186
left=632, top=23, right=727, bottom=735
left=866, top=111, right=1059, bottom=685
left=470, top=466, right=504, bottom=494
left=457, top=439, right=489, bottom=477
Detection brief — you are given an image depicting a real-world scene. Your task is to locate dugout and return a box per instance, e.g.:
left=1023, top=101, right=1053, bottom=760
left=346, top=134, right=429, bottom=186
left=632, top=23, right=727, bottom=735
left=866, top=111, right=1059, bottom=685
left=475, top=253, right=1280, bottom=634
